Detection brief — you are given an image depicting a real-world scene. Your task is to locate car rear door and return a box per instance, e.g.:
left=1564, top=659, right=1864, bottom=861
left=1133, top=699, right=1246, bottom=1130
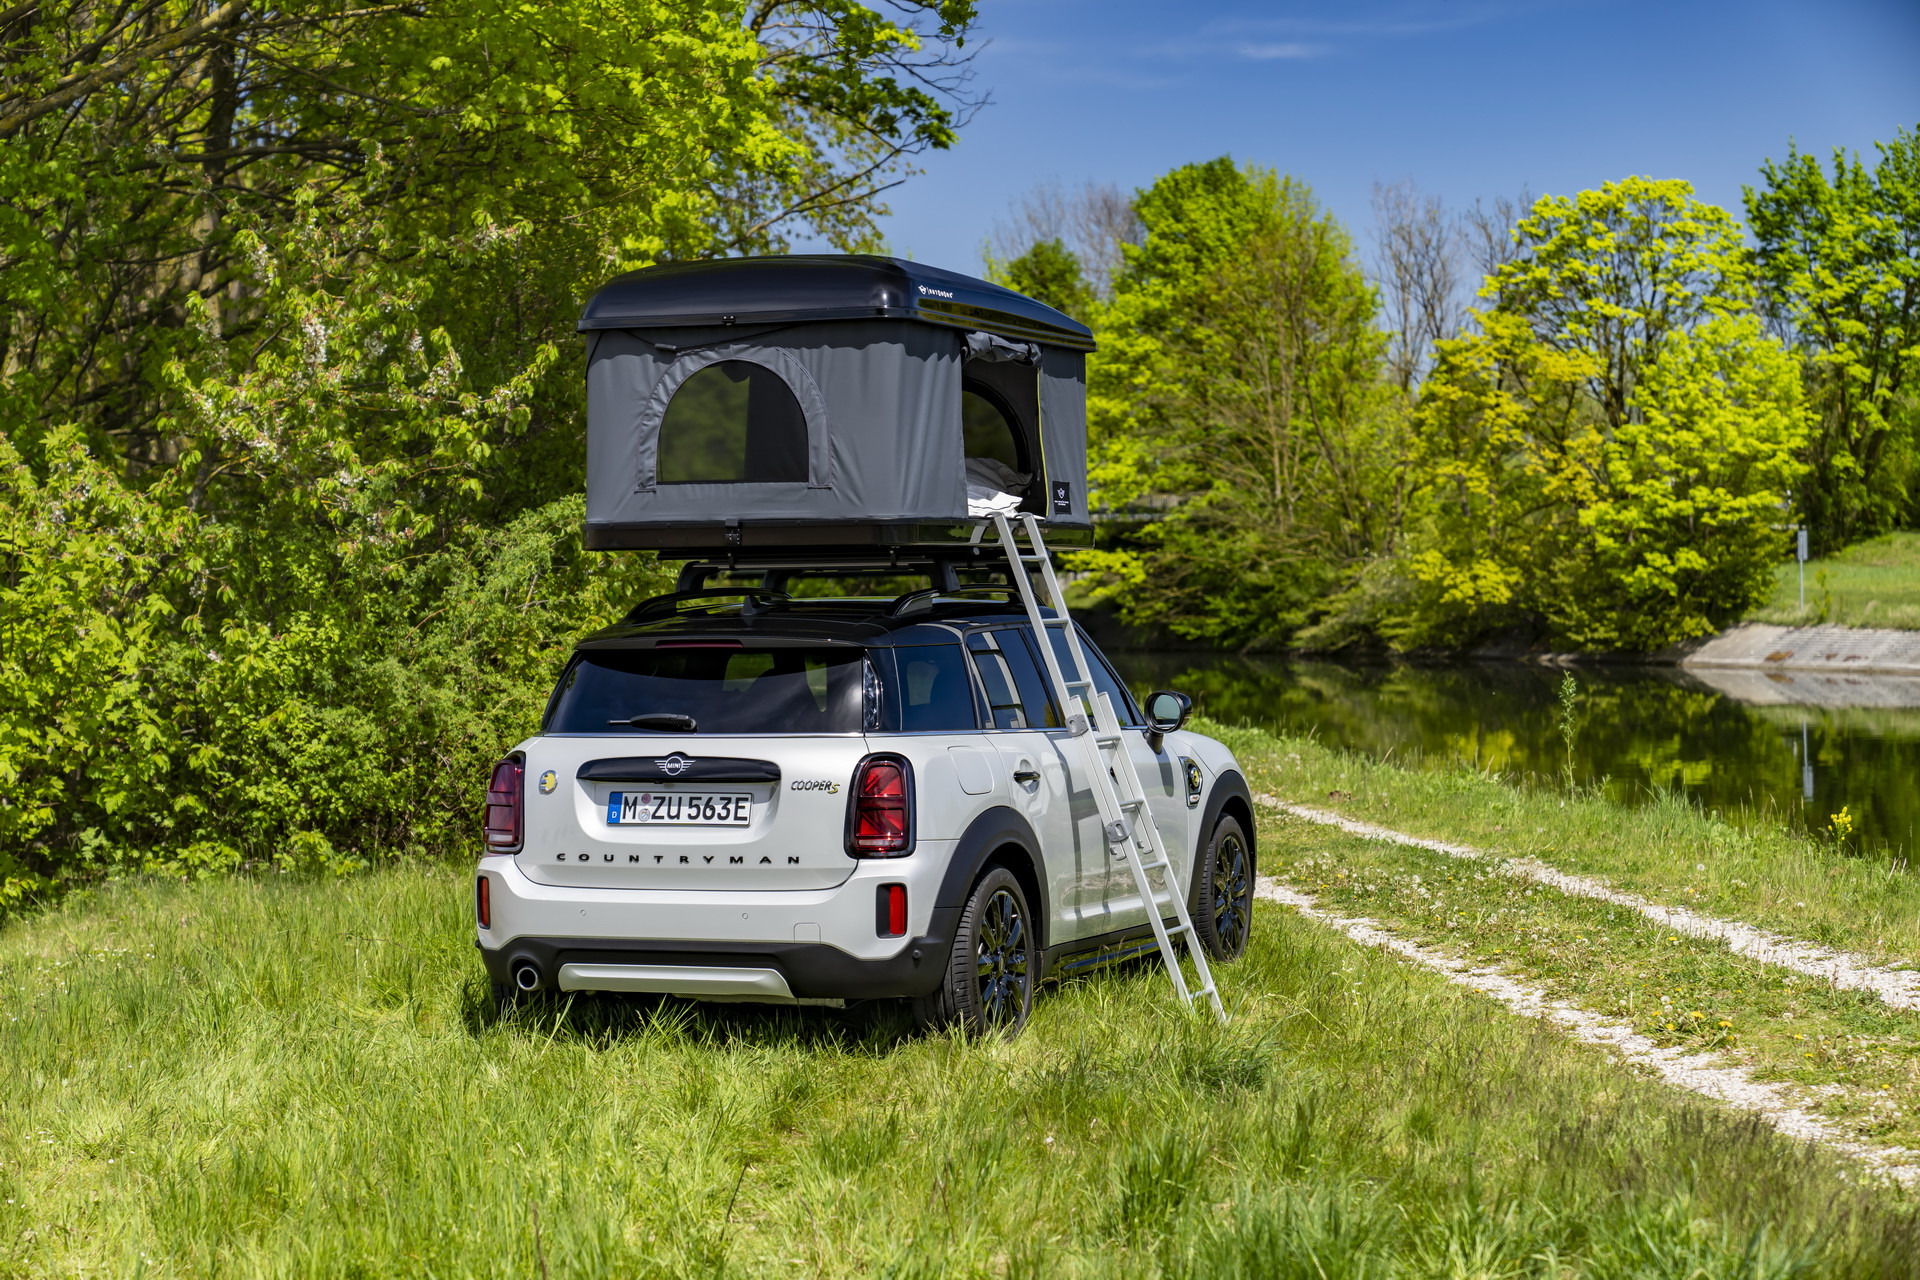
left=962, top=628, right=1089, bottom=945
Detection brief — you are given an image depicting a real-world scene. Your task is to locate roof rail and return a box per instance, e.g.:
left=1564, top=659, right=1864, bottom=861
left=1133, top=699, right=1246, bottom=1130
left=885, top=585, right=1022, bottom=617
left=622, top=589, right=792, bottom=623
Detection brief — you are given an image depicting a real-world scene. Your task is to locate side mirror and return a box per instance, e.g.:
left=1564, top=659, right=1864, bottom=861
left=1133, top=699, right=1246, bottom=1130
left=1143, top=690, right=1192, bottom=753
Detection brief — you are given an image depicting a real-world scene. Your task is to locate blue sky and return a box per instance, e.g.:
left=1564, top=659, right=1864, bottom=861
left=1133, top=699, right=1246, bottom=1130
left=851, top=0, right=1920, bottom=274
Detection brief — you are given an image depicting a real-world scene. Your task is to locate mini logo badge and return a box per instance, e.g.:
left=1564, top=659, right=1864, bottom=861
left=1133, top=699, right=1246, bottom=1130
left=537, top=769, right=558, bottom=795
left=655, top=753, right=695, bottom=777
left=1051, top=480, right=1073, bottom=514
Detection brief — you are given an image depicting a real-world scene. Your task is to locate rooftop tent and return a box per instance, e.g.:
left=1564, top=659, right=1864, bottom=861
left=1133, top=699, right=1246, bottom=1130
left=578, top=255, right=1096, bottom=555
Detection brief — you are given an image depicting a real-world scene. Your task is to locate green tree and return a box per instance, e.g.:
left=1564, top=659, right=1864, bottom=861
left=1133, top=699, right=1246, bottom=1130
left=0, top=3, right=981, bottom=890
left=0, top=0, right=978, bottom=486
left=1078, top=160, right=1400, bottom=649
left=1395, top=180, right=1809, bottom=651
left=989, top=238, right=1093, bottom=319
left=1746, top=126, right=1920, bottom=545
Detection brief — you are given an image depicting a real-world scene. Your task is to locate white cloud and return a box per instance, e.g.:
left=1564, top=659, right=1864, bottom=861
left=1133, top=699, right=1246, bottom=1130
left=1237, top=41, right=1329, bottom=60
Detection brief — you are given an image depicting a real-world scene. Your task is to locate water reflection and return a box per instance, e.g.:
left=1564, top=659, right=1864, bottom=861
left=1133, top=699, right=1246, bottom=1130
left=1108, top=653, right=1920, bottom=857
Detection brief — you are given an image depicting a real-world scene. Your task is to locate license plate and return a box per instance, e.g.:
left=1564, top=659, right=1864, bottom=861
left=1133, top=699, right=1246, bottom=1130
left=606, top=791, right=752, bottom=826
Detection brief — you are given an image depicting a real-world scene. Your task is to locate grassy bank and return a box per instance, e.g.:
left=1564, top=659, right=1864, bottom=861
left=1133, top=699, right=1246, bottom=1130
left=5, top=864, right=1920, bottom=1276
left=1205, top=718, right=1920, bottom=967
left=1264, top=819, right=1920, bottom=1150
left=1749, top=531, right=1920, bottom=630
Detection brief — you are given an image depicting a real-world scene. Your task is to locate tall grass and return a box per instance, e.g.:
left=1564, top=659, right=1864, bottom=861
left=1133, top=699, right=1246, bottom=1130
left=2, top=865, right=1917, bottom=1276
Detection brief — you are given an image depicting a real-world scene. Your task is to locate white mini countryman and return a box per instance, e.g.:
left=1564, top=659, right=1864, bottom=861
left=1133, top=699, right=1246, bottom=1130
left=475, top=587, right=1255, bottom=1035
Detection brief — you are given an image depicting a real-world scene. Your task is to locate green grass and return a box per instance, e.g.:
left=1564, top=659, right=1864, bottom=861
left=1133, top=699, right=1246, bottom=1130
left=1206, top=718, right=1920, bottom=967
left=6, top=866, right=1920, bottom=1276
left=1264, top=817, right=1920, bottom=1150
left=1749, top=531, right=1920, bottom=629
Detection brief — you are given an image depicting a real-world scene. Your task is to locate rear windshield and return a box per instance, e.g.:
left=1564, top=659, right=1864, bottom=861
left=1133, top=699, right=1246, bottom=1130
left=545, top=647, right=868, bottom=735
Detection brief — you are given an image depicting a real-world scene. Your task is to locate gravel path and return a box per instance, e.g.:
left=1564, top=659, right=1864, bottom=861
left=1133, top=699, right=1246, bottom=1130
left=1255, top=876, right=1920, bottom=1187
left=1254, top=793, right=1920, bottom=1013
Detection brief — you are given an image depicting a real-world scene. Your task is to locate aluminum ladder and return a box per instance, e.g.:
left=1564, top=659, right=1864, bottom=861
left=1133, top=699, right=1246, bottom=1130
left=989, top=512, right=1228, bottom=1024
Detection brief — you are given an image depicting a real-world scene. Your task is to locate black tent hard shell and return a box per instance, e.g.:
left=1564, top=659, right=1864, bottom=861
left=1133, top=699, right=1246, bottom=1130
left=578, top=255, right=1095, bottom=556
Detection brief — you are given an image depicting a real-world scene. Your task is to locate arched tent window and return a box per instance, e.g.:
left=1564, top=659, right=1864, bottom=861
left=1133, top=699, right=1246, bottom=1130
left=962, top=381, right=1028, bottom=474
left=657, top=360, right=808, bottom=484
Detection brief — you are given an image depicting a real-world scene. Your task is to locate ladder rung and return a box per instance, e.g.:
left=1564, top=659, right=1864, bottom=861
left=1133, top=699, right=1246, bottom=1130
left=1164, top=923, right=1192, bottom=938
left=1122, top=797, right=1148, bottom=810
left=1137, top=859, right=1168, bottom=872
left=1095, top=733, right=1123, bottom=746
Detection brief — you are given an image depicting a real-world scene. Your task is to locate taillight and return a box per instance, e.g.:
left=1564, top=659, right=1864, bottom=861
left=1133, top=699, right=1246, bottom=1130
left=876, top=883, right=907, bottom=936
left=483, top=756, right=523, bottom=852
left=847, top=756, right=912, bottom=856
left=476, top=875, right=492, bottom=929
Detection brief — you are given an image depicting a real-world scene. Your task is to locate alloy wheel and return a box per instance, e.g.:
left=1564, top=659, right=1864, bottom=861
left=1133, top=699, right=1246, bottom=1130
left=974, top=886, right=1031, bottom=1027
left=1211, top=829, right=1251, bottom=953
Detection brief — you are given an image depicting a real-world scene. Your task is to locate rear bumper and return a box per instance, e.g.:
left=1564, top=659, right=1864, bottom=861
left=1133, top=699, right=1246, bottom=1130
left=475, top=850, right=958, bottom=1000
left=478, top=927, right=956, bottom=1000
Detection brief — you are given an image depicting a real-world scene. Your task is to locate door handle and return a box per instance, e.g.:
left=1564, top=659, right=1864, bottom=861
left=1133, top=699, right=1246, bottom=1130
left=1012, top=766, right=1041, bottom=785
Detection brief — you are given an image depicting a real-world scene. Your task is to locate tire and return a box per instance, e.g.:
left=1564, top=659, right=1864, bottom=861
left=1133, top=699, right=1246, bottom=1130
left=914, top=865, right=1037, bottom=1037
left=1194, top=814, right=1253, bottom=962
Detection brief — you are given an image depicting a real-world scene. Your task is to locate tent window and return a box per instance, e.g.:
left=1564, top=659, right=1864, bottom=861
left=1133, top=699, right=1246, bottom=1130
left=962, top=383, right=1027, bottom=473
left=658, top=360, right=808, bottom=485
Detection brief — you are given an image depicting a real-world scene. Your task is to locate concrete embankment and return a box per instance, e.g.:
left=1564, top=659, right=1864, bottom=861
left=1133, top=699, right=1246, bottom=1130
left=1675, top=623, right=1920, bottom=679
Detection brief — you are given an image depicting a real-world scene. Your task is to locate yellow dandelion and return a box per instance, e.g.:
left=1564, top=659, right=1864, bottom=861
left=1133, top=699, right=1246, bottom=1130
left=1718, top=1020, right=1732, bottom=1028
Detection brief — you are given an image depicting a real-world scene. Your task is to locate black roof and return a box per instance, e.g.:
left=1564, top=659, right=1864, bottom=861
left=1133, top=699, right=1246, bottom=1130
left=572, top=595, right=1050, bottom=651
left=577, top=254, right=1095, bottom=352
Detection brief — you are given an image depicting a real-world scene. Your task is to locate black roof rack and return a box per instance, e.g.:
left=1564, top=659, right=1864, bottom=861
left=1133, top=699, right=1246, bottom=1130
left=577, top=254, right=1095, bottom=352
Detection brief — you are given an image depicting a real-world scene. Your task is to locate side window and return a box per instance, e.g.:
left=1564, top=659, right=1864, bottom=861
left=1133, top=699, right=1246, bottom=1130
left=965, top=632, right=1029, bottom=730
left=966, top=629, right=1060, bottom=730
left=657, top=360, right=807, bottom=484
left=1045, top=628, right=1143, bottom=726
left=894, top=644, right=979, bottom=732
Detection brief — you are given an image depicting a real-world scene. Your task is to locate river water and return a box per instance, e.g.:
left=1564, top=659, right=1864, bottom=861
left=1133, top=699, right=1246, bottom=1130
left=1106, top=652, right=1920, bottom=859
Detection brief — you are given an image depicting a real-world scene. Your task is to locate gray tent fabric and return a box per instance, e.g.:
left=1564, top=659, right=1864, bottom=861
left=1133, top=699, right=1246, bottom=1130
left=581, top=261, right=1092, bottom=552
left=1037, top=347, right=1089, bottom=525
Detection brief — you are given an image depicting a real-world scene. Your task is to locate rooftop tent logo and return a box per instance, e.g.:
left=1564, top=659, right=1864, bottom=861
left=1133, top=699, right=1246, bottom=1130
left=654, top=754, right=695, bottom=777
left=916, top=284, right=955, bottom=300
left=1052, top=481, right=1072, bottom=514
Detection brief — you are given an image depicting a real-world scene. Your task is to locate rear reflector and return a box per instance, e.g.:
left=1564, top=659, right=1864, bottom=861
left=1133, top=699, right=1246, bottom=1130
left=476, top=875, right=491, bottom=929
left=483, top=757, right=523, bottom=852
left=848, top=756, right=912, bottom=856
left=876, top=884, right=907, bottom=937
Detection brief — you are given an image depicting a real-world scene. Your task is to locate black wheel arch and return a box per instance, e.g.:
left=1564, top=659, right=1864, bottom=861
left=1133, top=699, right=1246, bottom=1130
left=936, top=805, right=1049, bottom=957
left=1189, top=769, right=1255, bottom=912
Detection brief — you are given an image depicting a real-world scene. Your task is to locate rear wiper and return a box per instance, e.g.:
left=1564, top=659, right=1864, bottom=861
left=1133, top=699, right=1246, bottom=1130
left=607, top=713, right=698, bottom=732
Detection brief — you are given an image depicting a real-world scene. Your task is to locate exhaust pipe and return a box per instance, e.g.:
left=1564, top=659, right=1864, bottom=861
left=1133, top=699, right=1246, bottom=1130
left=512, top=960, right=542, bottom=992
